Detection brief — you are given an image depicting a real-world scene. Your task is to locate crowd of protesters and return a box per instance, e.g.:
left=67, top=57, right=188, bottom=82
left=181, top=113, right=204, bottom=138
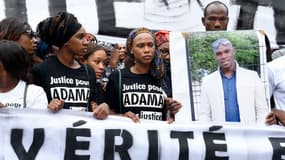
left=1, top=1, right=285, bottom=126
left=0, top=11, right=181, bottom=123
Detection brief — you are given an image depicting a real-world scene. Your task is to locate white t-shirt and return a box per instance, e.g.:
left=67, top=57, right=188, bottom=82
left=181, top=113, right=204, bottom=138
left=0, top=80, right=48, bottom=109
left=267, top=55, right=285, bottom=110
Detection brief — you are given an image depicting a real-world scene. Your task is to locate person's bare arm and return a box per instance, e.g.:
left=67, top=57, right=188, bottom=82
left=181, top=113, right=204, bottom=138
left=91, top=102, right=110, bottom=120
left=272, top=109, right=285, bottom=125
left=265, top=112, right=276, bottom=125
left=48, top=99, right=64, bottom=112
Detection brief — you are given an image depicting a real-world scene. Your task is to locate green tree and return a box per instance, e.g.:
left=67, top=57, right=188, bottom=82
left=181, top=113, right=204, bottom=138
left=188, top=31, right=259, bottom=81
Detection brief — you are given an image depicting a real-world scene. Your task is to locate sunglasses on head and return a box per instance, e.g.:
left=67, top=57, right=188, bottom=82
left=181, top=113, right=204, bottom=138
left=25, top=30, right=38, bottom=39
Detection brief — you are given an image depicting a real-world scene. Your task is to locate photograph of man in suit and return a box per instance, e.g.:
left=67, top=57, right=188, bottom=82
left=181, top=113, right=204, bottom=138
left=198, top=38, right=274, bottom=125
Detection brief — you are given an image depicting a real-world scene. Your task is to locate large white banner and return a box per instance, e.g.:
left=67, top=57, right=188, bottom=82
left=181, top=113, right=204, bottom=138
left=0, top=108, right=285, bottom=160
left=0, top=0, right=284, bottom=46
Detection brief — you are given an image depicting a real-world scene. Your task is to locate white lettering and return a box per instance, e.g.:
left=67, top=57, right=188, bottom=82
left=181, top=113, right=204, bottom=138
left=147, top=84, right=164, bottom=92
left=51, top=87, right=90, bottom=103
left=123, top=92, right=164, bottom=108
left=75, top=79, right=89, bottom=86
left=122, top=83, right=146, bottom=91
left=50, top=76, right=74, bottom=85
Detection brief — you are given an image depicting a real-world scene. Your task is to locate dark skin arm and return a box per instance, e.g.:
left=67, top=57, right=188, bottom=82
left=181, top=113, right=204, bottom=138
left=272, top=109, right=285, bottom=126
left=165, top=97, right=182, bottom=123
left=91, top=101, right=110, bottom=120
left=164, top=97, right=182, bottom=115
left=265, top=112, right=276, bottom=125
left=48, top=99, right=64, bottom=112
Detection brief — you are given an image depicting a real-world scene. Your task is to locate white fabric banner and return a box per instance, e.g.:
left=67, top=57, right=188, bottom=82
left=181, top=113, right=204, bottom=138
left=0, top=0, right=281, bottom=46
left=0, top=108, right=285, bottom=160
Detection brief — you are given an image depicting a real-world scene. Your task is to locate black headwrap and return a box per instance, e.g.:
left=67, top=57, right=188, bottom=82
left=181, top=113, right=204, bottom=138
left=37, top=11, right=82, bottom=48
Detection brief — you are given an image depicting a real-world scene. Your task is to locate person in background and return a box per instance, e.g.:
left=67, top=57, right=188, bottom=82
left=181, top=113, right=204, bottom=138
left=202, top=1, right=229, bottom=31
left=155, top=30, right=172, bottom=97
left=0, top=17, right=41, bottom=65
left=236, top=0, right=285, bottom=46
left=271, top=48, right=285, bottom=60
left=32, top=11, right=109, bottom=119
left=82, top=43, right=109, bottom=90
left=105, top=27, right=181, bottom=123
left=76, top=32, right=98, bottom=63
left=0, top=40, right=47, bottom=109
left=267, top=53, right=285, bottom=125
left=198, top=38, right=275, bottom=125
left=109, top=43, right=126, bottom=69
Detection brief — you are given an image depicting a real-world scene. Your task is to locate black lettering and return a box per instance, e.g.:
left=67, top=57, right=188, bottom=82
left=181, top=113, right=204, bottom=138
left=104, top=129, right=133, bottom=160
left=131, top=94, right=139, bottom=104
left=140, top=94, right=147, bottom=105
left=158, top=95, right=164, bottom=106
left=124, top=94, right=130, bottom=105
left=148, top=130, right=159, bottom=160
left=269, top=137, right=285, bottom=160
left=53, top=89, right=60, bottom=99
left=11, top=128, right=44, bottom=160
left=148, top=93, right=156, bottom=105
left=150, top=113, right=154, bottom=120
left=156, top=114, right=162, bottom=120
left=141, top=113, right=147, bottom=120
left=64, top=128, right=91, bottom=160
left=16, top=103, right=21, bottom=108
left=203, top=132, right=228, bottom=160
left=68, top=88, right=75, bottom=101
left=86, top=90, right=90, bottom=101
left=170, top=131, right=194, bottom=160
left=72, top=120, right=87, bottom=127
left=209, top=126, right=223, bottom=132
left=76, top=88, right=85, bottom=101
left=61, top=88, right=68, bottom=99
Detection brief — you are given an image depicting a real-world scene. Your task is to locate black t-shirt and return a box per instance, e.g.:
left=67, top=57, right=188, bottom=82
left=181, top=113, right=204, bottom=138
left=32, top=56, right=104, bottom=111
left=105, top=68, right=167, bottom=121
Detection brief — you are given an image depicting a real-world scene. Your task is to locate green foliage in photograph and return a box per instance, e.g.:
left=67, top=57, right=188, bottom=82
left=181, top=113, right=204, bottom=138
left=187, top=31, right=260, bottom=81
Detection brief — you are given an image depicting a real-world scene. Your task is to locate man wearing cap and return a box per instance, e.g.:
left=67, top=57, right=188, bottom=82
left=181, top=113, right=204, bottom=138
left=198, top=38, right=274, bottom=124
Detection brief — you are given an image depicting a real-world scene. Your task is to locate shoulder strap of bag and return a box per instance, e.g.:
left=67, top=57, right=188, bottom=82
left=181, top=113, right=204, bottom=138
left=84, top=64, right=91, bottom=111
left=118, top=69, right=122, bottom=113
left=23, top=82, right=28, bottom=108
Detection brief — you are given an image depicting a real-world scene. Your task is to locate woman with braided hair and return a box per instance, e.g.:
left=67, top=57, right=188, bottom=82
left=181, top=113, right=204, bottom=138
left=32, top=11, right=109, bottom=119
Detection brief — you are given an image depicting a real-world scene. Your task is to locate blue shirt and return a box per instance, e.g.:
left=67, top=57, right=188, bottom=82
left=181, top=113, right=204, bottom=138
left=221, top=70, right=240, bottom=122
